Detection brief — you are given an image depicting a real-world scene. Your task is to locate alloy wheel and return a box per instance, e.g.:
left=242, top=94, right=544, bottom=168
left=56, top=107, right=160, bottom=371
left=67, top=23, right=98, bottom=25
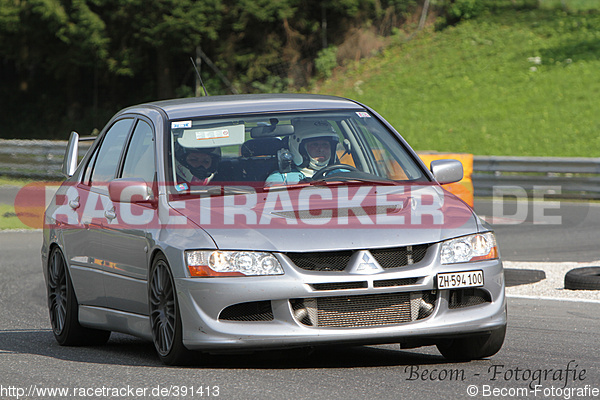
left=149, top=259, right=176, bottom=356
left=48, top=249, right=68, bottom=335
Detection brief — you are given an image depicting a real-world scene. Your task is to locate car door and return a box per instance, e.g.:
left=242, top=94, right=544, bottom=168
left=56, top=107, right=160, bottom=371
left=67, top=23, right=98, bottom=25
left=65, top=118, right=134, bottom=307
left=102, top=118, right=157, bottom=315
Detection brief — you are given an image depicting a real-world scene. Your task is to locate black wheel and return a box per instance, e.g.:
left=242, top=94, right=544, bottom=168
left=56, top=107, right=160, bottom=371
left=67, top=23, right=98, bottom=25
left=47, top=247, right=110, bottom=346
left=311, top=164, right=359, bottom=180
left=436, top=325, right=506, bottom=361
left=564, top=267, right=600, bottom=290
left=149, top=254, right=190, bottom=365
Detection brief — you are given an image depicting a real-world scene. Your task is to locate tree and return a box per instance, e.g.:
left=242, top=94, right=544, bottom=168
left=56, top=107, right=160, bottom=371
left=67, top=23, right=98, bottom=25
left=96, top=0, right=223, bottom=99
left=0, top=0, right=422, bottom=139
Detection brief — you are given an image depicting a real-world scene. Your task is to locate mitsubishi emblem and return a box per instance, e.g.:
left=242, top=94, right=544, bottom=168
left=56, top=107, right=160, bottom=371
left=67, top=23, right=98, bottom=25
left=348, top=251, right=384, bottom=274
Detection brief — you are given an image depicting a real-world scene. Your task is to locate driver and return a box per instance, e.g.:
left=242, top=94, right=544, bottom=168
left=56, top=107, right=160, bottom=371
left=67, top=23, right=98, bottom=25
left=176, top=146, right=221, bottom=185
left=265, top=120, right=339, bottom=185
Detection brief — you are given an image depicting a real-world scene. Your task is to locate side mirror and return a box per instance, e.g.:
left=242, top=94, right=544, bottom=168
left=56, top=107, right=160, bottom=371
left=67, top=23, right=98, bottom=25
left=62, top=131, right=80, bottom=177
left=430, top=159, right=463, bottom=184
left=108, top=178, right=155, bottom=203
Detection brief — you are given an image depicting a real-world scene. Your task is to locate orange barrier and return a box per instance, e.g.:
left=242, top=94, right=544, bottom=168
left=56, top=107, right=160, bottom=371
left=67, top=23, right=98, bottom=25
left=337, top=149, right=474, bottom=207
left=418, top=152, right=474, bottom=208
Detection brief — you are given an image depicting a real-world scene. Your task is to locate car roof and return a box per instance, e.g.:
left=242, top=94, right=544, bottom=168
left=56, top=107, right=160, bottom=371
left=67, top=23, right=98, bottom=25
left=124, top=94, right=364, bottom=120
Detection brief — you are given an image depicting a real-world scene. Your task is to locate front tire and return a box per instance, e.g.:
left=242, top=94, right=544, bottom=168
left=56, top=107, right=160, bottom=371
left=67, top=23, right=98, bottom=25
left=149, top=254, right=190, bottom=365
left=436, top=325, right=506, bottom=361
left=47, top=247, right=110, bottom=346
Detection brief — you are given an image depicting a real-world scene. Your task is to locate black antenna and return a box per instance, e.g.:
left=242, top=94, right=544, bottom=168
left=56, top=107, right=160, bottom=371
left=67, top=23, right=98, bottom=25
left=190, top=56, right=209, bottom=96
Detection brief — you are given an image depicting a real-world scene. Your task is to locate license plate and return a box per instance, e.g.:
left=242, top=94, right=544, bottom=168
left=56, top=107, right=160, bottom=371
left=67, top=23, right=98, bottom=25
left=437, top=270, right=484, bottom=289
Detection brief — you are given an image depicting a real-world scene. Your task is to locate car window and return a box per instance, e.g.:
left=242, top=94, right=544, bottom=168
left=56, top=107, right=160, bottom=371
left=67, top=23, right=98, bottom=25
left=90, top=119, right=134, bottom=185
left=350, top=118, right=422, bottom=180
left=121, top=120, right=155, bottom=183
left=167, top=111, right=428, bottom=194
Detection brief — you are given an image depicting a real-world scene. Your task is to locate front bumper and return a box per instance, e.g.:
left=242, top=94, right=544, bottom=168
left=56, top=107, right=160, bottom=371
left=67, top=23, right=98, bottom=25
left=176, top=251, right=506, bottom=351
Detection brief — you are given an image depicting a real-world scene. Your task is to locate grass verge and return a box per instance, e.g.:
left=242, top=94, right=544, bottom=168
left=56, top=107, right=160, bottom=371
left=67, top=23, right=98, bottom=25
left=0, top=204, right=33, bottom=230
left=315, top=7, right=600, bottom=157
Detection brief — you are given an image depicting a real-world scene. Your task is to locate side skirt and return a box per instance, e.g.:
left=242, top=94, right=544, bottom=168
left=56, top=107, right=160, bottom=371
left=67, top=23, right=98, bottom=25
left=78, top=305, right=152, bottom=341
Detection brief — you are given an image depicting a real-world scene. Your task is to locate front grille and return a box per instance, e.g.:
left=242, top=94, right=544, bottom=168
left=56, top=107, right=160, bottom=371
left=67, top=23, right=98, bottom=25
left=448, top=288, right=491, bottom=309
left=286, top=244, right=431, bottom=272
left=310, top=282, right=368, bottom=291
left=373, top=278, right=419, bottom=288
left=286, top=251, right=353, bottom=271
left=290, top=291, right=436, bottom=328
left=371, top=245, right=429, bottom=268
left=219, top=301, right=274, bottom=321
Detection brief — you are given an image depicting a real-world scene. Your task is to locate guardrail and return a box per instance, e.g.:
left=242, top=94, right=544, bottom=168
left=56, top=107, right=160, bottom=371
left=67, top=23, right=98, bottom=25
left=1, top=139, right=599, bottom=200
left=473, top=156, right=600, bottom=199
left=0, top=139, right=91, bottom=180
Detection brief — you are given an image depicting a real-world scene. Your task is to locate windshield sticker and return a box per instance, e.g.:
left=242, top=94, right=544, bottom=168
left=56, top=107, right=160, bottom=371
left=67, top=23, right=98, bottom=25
left=177, top=124, right=245, bottom=148
left=356, top=112, right=371, bottom=118
left=175, top=183, right=189, bottom=192
left=195, top=129, right=230, bottom=140
left=171, top=120, right=192, bottom=129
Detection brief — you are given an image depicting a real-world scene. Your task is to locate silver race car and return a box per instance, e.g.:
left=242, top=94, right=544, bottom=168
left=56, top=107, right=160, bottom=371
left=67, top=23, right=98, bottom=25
left=42, top=94, right=506, bottom=365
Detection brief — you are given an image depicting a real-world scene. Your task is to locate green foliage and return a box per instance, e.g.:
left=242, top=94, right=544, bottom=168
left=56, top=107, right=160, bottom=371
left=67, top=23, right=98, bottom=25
left=3, top=0, right=599, bottom=146
left=315, top=46, right=339, bottom=78
left=251, top=76, right=293, bottom=94
left=26, top=0, right=109, bottom=72
left=0, top=0, right=424, bottom=140
left=0, top=0, right=19, bottom=32
left=0, top=204, right=31, bottom=230
left=539, top=0, right=600, bottom=11
left=447, top=0, right=485, bottom=20
left=434, top=0, right=487, bottom=28
left=316, top=8, right=600, bottom=157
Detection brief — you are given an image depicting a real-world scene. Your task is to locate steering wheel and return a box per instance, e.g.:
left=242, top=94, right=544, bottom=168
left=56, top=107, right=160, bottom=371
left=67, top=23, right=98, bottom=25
left=311, top=164, right=359, bottom=180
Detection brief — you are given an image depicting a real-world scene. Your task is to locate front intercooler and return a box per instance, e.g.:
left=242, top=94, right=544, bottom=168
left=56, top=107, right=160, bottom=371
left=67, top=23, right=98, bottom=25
left=290, top=291, right=436, bottom=328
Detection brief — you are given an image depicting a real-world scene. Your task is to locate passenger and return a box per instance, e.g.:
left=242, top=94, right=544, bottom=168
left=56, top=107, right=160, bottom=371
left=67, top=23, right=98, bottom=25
left=265, top=121, right=339, bottom=185
left=176, top=147, right=221, bottom=185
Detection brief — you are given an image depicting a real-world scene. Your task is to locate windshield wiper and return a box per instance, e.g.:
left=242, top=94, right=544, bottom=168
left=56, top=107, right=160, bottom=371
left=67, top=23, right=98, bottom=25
left=310, top=173, right=399, bottom=186
left=178, top=185, right=260, bottom=197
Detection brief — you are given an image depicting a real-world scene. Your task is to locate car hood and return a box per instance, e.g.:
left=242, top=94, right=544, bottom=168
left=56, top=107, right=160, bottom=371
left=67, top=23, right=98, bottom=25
left=171, top=184, right=479, bottom=252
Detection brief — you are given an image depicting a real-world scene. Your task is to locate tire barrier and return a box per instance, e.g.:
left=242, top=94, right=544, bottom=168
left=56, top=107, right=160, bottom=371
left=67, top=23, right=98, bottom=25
left=564, top=267, right=600, bottom=291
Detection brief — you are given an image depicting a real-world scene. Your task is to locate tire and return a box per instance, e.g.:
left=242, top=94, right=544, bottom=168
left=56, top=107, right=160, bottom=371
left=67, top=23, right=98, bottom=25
left=564, top=267, right=600, bottom=290
left=436, top=325, right=506, bottom=361
left=47, top=247, right=111, bottom=346
left=149, top=254, right=191, bottom=365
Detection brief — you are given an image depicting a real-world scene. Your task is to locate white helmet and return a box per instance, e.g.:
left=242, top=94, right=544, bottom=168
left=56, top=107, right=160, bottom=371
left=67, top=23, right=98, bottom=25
left=289, top=119, right=339, bottom=168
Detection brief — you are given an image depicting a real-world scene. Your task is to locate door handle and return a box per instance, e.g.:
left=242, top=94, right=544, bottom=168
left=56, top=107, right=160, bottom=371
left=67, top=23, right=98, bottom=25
left=104, top=208, right=116, bottom=221
left=69, top=197, right=80, bottom=210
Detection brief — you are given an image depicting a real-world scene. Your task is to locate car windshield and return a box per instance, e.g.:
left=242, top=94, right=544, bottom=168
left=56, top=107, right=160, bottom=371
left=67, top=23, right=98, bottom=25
left=167, top=110, right=428, bottom=195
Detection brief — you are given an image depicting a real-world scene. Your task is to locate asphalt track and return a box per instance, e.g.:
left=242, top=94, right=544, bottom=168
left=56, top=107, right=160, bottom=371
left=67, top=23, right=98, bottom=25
left=0, top=230, right=598, bottom=399
left=474, top=199, right=600, bottom=263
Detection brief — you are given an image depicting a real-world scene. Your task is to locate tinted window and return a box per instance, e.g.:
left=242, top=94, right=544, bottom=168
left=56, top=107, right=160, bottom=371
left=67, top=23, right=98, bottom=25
left=168, top=111, right=428, bottom=191
left=90, top=119, right=133, bottom=184
left=121, top=120, right=155, bottom=183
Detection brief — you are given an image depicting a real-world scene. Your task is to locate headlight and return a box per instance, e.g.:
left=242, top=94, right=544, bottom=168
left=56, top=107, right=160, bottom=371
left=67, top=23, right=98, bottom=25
left=186, top=250, right=284, bottom=277
left=440, top=232, right=498, bottom=264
